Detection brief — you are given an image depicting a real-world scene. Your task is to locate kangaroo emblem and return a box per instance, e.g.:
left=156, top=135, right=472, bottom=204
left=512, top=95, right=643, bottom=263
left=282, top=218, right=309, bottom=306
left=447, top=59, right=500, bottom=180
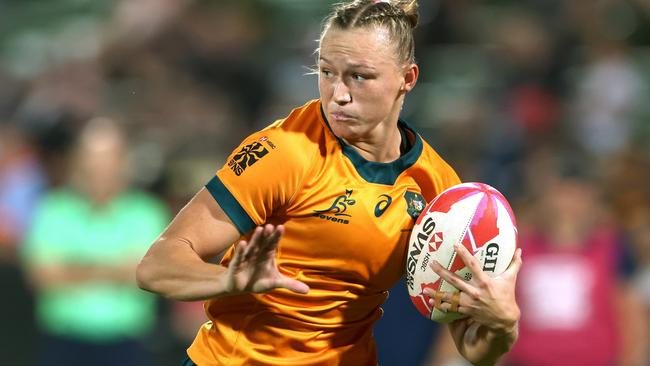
left=314, top=189, right=356, bottom=217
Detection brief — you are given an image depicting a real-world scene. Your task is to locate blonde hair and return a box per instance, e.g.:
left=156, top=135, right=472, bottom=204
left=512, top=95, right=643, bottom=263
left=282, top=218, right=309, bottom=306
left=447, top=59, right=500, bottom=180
left=321, top=0, right=419, bottom=65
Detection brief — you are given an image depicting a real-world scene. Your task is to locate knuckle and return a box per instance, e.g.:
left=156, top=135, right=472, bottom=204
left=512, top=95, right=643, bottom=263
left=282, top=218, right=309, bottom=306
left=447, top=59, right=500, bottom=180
left=477, top=276, right=490, bottom=287
left=478, top=283, right=491, bottom=294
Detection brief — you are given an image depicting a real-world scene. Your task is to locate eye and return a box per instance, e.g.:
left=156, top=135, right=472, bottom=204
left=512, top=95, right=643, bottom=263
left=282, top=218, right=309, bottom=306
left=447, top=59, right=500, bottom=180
left=320, top=68, right=332, bottom=77
left=352, top=73, right=366, bottom=81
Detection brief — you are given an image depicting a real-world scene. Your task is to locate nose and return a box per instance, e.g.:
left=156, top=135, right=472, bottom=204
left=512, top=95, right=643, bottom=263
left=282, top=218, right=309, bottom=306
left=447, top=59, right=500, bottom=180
left=333, top=80, right=351, bottom=105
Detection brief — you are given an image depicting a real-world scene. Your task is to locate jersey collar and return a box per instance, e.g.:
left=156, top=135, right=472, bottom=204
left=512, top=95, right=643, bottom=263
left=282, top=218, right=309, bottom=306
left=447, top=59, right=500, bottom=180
left=319, top=104, right=423, bottom=185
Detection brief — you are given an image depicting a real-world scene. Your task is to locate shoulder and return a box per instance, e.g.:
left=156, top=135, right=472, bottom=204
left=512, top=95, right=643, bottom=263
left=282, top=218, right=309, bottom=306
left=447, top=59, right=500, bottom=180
left=112, top=191, right=169, bottom=234
left=259, top=99, right=324, bottom=149
left=116, top=191, right=168, bottom=214
left=226, top=100, right=325, bottom=173
left=35, top=189, right=84, bottom=213
left=25, top=189, right=83, bottom=244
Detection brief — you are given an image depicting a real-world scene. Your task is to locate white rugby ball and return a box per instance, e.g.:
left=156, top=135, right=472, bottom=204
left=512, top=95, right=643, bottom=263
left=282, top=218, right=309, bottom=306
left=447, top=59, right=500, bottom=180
left=405, top=182, right=518, bottom=323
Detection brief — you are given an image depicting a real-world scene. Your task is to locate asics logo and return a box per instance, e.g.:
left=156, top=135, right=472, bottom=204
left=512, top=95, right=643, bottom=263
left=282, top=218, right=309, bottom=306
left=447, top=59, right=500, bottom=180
left=374, top=194, right=392, bottom=217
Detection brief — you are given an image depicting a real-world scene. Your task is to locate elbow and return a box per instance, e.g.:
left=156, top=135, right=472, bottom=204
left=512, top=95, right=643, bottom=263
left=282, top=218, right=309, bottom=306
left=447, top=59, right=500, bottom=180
left=135, top=253, right=186, bottom=300
left=135, top=257, right=156, bottom=293
left=134, top=240, right=208, bottom=301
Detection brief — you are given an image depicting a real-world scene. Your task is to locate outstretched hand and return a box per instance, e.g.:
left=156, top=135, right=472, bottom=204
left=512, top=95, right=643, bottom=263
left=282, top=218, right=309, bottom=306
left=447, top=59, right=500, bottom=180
left=223, top=224, right=309, bottom=296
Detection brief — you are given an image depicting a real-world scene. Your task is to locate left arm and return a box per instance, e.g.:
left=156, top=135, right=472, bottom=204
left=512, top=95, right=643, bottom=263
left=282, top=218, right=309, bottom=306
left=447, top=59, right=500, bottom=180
left=425, top=245, right=523, bottom=365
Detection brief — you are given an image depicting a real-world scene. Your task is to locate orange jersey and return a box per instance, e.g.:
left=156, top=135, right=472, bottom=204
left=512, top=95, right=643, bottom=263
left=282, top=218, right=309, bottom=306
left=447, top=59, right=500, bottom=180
left=188, top=100, right=460, bottom=365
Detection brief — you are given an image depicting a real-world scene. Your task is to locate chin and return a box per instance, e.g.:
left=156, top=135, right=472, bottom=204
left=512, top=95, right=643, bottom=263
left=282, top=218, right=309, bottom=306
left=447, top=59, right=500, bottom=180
left=328, top=120, right=355, bottom=139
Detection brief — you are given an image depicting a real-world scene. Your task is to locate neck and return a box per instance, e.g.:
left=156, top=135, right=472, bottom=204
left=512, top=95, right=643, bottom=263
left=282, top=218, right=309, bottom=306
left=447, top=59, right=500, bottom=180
left=343, top=105, right=405, bottom=162
left=71, top=175, right=125, bottom=207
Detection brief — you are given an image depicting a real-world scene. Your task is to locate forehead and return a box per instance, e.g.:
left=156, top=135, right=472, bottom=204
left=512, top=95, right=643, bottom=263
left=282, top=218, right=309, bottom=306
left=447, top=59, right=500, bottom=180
left=319, top=26, right=398, bottom=67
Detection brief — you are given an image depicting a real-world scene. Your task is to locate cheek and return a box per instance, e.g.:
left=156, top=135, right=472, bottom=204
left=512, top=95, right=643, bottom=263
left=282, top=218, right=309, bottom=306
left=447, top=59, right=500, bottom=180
left=359, top=78, right=399, bottom=100
left=318, top=78, right=332, bottom=99
left=354, top=82, right=397, bottom=110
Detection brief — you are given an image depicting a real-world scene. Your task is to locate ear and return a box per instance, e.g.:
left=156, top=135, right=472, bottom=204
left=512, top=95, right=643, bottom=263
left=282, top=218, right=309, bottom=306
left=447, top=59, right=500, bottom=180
left=401, top=63, right=419, bottom=93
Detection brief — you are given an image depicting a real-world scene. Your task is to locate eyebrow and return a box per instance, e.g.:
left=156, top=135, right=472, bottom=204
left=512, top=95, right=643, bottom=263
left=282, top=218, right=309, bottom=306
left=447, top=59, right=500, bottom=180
left=319, top=57, right=376, bottom=70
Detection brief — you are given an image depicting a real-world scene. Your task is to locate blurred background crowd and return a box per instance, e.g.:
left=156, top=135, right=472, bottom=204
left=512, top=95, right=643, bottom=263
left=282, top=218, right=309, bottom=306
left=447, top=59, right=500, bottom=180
left=1, top=0, right=649, bottom=365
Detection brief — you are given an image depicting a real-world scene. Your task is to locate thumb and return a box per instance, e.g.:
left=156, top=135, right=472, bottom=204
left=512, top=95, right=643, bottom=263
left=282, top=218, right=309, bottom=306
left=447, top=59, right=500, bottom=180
left=502, top=248, right=523, bottom=279
left=275, top=276, right=310, bottom=294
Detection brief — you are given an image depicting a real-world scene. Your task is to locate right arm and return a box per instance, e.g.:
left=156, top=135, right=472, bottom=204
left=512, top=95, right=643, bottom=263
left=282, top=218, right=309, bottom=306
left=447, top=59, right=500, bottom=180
left=136, top=188, right=308, bottom=301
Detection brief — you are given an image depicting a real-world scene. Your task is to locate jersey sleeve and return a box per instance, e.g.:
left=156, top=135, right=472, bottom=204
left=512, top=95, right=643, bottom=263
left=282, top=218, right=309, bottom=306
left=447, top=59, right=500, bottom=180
left=206, top=126, right=314, bottom=234
left=419, top=139, right=462, bottom=198
left=429, top=152, right=462, bottom=199
left=440, top=161, right=462, bottom=189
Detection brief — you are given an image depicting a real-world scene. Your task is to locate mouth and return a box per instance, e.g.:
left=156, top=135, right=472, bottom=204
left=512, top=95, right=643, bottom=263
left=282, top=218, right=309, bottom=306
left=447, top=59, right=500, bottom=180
left=329, top=111, right=355, bottom=122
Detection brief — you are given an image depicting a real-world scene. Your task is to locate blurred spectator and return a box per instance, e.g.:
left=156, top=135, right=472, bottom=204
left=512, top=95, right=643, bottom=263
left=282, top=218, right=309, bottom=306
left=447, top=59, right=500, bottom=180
left=0, top=124, right=46, bottom=258
left=427, top=153, right=647, bottom=366
left=0, top=123, right=45, bottom=365
left=571, top=46, right=641, bottom=159
left=21, top=118, right=168, bottom=366
left=565, top=0, right=644, bottom=160
left=601, top=147, right=650, bottom=232
left=503, top=162, right=645, bottom=366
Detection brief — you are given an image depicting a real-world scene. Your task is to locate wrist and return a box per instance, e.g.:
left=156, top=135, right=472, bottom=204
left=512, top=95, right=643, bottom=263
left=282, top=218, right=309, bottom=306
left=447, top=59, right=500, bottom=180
left=494, top=306, right=520, bottom=337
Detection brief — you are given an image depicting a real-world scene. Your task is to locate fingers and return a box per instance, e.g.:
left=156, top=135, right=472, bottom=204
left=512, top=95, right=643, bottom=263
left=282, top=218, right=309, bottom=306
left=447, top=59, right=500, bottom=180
left=450, top=291, right=461, bottom=312
left=229, top=239, right=248, bottom=268
left=259, top=225, right=284, bottom=261
left=430, top=260, right=476, bottom=295
left=453, top=243, right=489, bottom=284
left=423, top=289, right=469, bottom=314
left=264, top=225, right=285, bottom=251
left=243, top=224, right=285, bottom=262
left=438, top=300, right=468, bottom=314
left=432, top=290, right=445, bottom=309
left=242, top=226, right=264, bottom=261
left=259, top=224, right=284, bottom=247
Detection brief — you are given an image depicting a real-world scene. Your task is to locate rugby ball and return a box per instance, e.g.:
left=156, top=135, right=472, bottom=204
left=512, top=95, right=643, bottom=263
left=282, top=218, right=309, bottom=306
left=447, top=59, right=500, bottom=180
left=405, top=182, right=518, bottom=323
